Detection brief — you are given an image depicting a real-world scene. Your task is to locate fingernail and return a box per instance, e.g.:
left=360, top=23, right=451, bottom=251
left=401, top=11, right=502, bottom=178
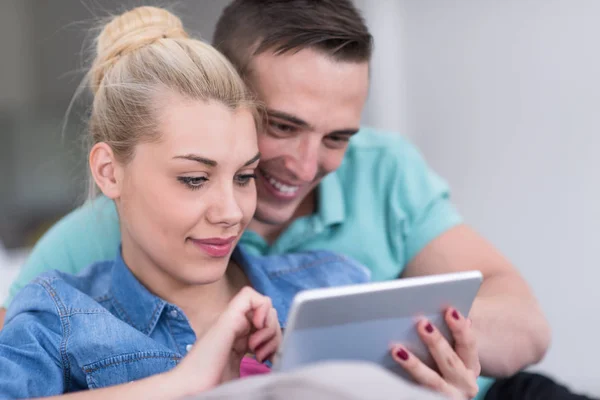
left=396, top=348, right=409, bottom=361
left=452, top=310, right=460, bottom=320
left=425, top=323, right=434, bottom=333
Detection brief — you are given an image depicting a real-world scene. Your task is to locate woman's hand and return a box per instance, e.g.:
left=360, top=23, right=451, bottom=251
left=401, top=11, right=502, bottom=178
left=390, top=308, right=481, bottom=400
left=170, top=287, right=282, bottom=396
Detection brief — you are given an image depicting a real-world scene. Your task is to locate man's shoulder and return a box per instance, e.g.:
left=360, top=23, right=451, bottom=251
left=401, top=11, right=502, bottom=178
left=350, top=127, right=414, bottom=150
left=46, top=196, right=118, bottom=237
left=23, top=196, right=120, bottom=273
left=345, top=127, right=422, bottom=167
left=336, top=127, right=425, bottom=183
left=4, top=198, right=120, bottom=307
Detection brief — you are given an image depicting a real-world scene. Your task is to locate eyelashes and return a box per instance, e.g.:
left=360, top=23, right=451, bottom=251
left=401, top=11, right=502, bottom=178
left=177, top=176, right=208, bottom=190
left=235, top=173, right=257, bottom=187
left=177, top=174, right=256, bottom=191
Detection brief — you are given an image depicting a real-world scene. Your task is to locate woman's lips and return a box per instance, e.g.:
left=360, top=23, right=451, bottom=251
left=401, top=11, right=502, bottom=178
left=190, top=236, right=236, bottom=257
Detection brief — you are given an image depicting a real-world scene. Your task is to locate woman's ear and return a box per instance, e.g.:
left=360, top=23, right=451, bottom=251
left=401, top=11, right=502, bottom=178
left=89, top=143, right=122, bottom=199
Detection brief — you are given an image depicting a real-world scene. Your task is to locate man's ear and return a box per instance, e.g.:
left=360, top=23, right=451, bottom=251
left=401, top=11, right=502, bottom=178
left=89, top=143, right=123, bottom=199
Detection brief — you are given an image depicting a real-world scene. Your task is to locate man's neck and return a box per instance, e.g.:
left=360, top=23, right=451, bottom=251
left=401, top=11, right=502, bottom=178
left=249, top=189, right=317, bottom=244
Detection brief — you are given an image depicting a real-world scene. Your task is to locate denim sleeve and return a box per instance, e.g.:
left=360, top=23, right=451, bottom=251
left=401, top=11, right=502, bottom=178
left=0, top=280, right=66, bottom=398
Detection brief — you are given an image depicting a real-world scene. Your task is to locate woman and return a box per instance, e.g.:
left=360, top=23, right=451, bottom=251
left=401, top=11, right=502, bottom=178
left=0, top=6, right=478, bottom=400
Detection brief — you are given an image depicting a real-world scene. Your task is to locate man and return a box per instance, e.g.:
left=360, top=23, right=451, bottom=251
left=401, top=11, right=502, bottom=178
left=1, top=1, right=557, bottom=399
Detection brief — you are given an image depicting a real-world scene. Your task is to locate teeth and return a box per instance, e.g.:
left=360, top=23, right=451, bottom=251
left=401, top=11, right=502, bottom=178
left=268, top=177, right=299, bottom=193
left=263, top=172, right=300, bottom=194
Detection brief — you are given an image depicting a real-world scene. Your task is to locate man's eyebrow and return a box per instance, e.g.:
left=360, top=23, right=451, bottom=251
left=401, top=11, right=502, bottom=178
left=329, top=129, right=360, bottom=136
left=267, top=109, right=359, bottom=137
left=172, top=154, right=217, bottom=166
left=266, top=109, right=313, bottom=130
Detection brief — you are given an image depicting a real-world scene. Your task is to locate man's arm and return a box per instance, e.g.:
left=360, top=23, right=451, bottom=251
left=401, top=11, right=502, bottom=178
left=2, top=196, right=120, bottom=311
left=402, top=224, right=551, bottom=378
left=0, top=307, right=5, bottom=330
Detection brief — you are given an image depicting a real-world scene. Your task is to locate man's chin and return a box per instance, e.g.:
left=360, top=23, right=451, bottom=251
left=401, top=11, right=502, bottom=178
left=252, top=206, right=295, bottom=227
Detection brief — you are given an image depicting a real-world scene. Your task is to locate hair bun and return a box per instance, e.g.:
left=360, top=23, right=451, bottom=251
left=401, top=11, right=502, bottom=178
left=91, top=6, right=188, bottom=94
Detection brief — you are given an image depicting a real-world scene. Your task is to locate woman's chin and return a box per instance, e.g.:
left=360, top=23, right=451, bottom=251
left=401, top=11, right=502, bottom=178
left=175, top=263, right=229, bottom=286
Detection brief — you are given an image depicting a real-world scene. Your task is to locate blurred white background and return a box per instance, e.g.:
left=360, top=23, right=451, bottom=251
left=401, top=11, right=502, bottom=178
left=0, top=0, right=598, bottom=395
left=359, top=0, right=600, bottom=395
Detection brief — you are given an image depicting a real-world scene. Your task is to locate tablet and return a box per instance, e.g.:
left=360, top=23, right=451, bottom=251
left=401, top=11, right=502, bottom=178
left=272, top=270, right=483, bottom=379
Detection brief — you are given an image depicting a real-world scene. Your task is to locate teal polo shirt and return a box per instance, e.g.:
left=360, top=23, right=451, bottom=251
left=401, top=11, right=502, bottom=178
left=241, top=127, right=462, bottom=282
left=3, top=127, right=492, bottom=398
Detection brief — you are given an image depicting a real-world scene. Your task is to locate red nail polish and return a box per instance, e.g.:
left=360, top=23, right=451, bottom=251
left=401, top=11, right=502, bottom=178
left=425, top=323, right=434, bottom=333
left=396, top=348, right=409, bottom=361
left=452, top=310, right=460, bottom=320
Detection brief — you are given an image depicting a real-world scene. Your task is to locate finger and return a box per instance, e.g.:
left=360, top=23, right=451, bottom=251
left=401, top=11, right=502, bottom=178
left=255, top=336, right=280, bottom=363
left=260, top=309, right=281, bottom=362
left=249, top=307, right=281, bottom=352
left=417, top=319, right=470, bottom=384
left=231, top=287, right=268, bottom=313
left=445, top=309, right=481, bottom=376
left=390, top=344, right=455, bottom=398
left=230, top=287, right=271, bottom=329
left=248, top=325, right=277, bottom=352
left=268, top=308, right=282, bottom=353
left=252, top=299, right=271, bottom=330
left=265, top=308, right=280, bottom=334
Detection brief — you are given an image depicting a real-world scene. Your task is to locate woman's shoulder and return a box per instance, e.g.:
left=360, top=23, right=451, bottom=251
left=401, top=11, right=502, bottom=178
left=6, top=261, right=115, bottom=323
left=0, top=259, right=179, bottom=397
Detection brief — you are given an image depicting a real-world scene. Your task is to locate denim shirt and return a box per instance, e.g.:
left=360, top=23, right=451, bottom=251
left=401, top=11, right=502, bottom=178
left=0, top=247, right=370, bottom=398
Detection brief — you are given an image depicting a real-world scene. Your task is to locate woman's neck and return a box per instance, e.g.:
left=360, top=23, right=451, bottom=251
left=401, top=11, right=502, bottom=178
left=120, top=240, right=249, bottom=336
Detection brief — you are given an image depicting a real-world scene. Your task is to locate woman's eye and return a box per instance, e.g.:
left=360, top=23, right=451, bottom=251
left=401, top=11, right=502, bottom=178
left=177, top=176, right=208, bottom=190
left=235, top=173, right=257, bottom=187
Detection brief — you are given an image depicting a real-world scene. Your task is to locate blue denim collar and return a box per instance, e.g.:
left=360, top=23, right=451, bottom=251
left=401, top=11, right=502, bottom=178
left=108, top=247, right=260, bottom=335
left=109, top=249, right=168, bottom=336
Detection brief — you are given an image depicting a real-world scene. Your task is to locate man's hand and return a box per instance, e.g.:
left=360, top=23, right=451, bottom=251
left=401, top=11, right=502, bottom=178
left=402, top=224, right=551, bottom=377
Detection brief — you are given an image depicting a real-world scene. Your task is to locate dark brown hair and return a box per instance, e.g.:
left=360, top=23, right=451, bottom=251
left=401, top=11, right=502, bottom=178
left=213, top=0, right=373, bottom=78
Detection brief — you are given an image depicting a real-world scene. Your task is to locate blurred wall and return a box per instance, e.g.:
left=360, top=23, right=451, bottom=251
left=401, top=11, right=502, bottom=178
left=0, top=0, right=230, bottom=247
left=359, top=0, right=600, bottom=395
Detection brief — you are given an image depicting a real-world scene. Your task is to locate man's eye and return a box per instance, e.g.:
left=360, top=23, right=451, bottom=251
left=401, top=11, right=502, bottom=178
left=270, top=121, right=296, bottom=134
left=177, top=176, right=208, bottom=190
left=327, top=135, right=350, bottom=142
left=325, top=135, right=351, bottom=149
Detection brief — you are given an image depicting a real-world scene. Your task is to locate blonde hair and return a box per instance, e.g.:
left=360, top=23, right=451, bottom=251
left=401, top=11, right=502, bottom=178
left=85, top=6, right=257, bottom=199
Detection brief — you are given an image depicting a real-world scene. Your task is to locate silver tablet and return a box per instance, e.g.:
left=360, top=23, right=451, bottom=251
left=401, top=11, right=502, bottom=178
left=273, top=271, right=483, bottom=379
